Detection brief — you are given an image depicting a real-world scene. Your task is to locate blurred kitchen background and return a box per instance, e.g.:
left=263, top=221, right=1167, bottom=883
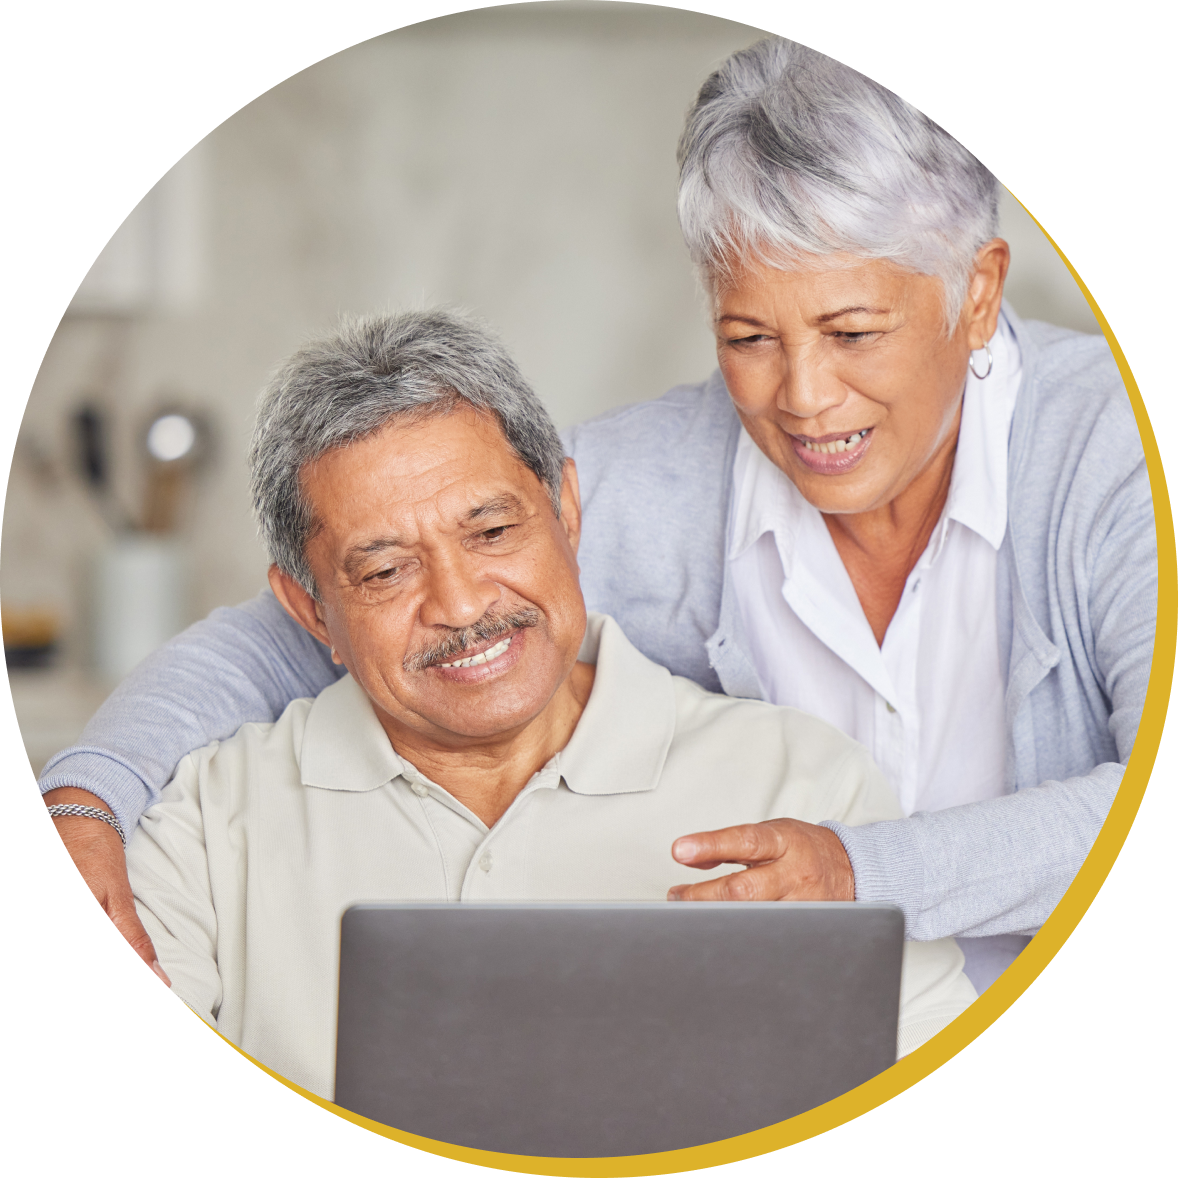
left=2, top=1, right=1099, bottom=774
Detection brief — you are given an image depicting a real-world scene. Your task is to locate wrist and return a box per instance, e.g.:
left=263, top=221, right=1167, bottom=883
left=45, top=789, right=127, bottom=849
left=43, top=786, right=112, bottom=813
left=815, top=824, right=855, bottom=901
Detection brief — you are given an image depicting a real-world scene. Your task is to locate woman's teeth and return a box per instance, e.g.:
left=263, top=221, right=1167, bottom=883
left=439, top=635, right=513, bottom=669
left=802, top=430, right=867, bottom=455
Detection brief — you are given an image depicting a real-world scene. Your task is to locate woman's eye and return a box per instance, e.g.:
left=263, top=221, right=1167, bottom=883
left=729, top=333, right=770, bottom=346
left=834, top=331, right=874, bottom=344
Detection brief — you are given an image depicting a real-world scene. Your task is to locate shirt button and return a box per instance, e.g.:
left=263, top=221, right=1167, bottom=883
left=886, top=702, right=896, bottom=714
left=411, top=781, right=429, bottom=798
left=479, top=852, right=493, bottom=873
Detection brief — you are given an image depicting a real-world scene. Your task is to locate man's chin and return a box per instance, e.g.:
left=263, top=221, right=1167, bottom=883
left=403, top=692, right=560, bottom=745
left=394, top=645, right=567, bottom=743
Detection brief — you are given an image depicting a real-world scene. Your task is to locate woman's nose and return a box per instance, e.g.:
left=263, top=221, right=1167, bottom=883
left=418, top=552, right=501, bottom=630
left=776, top=350, right=844, bottom=418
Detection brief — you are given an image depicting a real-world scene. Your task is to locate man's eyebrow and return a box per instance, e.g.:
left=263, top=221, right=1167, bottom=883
left=338, top=497, right=525, bottom=575
left=814, top=305, right=889, bottom=323
left=467, top=494, right=525, bottom=522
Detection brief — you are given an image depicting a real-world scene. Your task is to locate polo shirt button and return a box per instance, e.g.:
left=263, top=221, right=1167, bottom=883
left=479, top=852, right=493, bottom=873
left=411, top=782, right=429, bottom=798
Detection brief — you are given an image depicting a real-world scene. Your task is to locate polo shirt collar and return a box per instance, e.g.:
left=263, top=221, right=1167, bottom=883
left=555, top=612, right=677, bottom=796
left=301, top=673, right=406, bottom=792
left=298, top=612, right=676, bottom=798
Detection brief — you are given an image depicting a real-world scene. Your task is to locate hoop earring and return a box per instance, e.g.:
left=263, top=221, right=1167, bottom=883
left=969, top=340, right=994, bottom=380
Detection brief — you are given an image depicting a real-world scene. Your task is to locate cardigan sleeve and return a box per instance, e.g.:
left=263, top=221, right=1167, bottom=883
left=823, top=762, right=1126, bottom=939
left=37, top=590, right=342, bottom=837
left=825, top=454, right=1158, bottom=940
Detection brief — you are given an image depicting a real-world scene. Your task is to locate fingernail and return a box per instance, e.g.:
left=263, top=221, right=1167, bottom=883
left=152, top=960, right=172, bottom=988
left=673, top=839, right=697, bottom=860
left=667, top=889, right=682, bottom=901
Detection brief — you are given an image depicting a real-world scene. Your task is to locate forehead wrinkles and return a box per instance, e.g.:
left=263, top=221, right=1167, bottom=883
left=404, top=466, right=529, bottom=529
left=302, top=412, right=539, bottom=560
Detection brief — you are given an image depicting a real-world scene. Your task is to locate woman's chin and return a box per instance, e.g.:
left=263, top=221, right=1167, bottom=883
left=788, top=464, right=887, bottom=516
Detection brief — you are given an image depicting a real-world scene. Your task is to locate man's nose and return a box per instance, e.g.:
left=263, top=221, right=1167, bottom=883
left=775, top=348, right=844, bottom=419
left=418, top=550, right=501, bottom=630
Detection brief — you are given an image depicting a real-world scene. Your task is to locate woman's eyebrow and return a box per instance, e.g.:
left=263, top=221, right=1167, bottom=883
left=718, top=314, right=771, bottom=328
left=720, top=307, right=890, bottom=328
left=814, top=305, right=888, bottom=323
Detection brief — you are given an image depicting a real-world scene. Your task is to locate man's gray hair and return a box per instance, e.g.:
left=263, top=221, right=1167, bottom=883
left=248, top=309, right=565, bottom=597
left=677, top=38, right=1000, bottom=327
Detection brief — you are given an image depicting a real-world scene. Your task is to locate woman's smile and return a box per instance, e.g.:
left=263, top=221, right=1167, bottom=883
left=790, top=426, right=874, bottom=474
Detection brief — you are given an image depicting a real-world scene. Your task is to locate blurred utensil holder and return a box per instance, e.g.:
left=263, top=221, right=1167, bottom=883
left=93, top=532, right=188, bottom=682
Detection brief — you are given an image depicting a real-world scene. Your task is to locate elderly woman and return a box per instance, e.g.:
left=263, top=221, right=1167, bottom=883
left=42, top=39, right=1154, bottom=994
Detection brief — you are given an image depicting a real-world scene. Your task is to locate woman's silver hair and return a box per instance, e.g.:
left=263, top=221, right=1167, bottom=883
left=677, top=37, right=1000, bottom=327
left=248, top=309, right=565, bottom=597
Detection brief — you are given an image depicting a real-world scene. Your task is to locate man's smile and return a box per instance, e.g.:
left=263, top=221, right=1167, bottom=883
left=437, top=633, right=514, bottom=668
left=402, top=604, right=543, bottom=673
left=427, top=625, right=529, bottom=684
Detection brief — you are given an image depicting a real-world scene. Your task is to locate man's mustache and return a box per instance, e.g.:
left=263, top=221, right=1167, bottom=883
left=404, top=607, right=543, bottom=673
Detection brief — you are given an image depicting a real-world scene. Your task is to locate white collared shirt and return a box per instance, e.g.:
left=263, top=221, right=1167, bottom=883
left=128, top=613, right=975, bottom=1099
left=729, top=317, right=1022, bottom=819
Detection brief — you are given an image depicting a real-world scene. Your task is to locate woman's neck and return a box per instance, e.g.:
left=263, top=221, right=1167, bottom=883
left=823, top=425, right=959, bottom=646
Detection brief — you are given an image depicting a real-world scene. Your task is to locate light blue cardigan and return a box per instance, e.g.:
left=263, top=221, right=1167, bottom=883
left=40, top=309, right=1157, bottom=941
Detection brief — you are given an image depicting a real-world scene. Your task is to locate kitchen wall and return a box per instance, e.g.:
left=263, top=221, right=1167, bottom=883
left=2, top=1, right=1100, bottom=701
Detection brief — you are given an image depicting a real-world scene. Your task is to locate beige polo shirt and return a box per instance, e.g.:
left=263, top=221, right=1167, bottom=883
left=129, top=612, right=975, bottom=1100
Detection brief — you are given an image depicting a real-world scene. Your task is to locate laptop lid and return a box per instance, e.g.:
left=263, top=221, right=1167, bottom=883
left=334, top=901, right=903, bottom=1158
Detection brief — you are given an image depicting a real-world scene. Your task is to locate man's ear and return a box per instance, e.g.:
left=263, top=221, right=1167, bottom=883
left=268, top=565, right=332, bottom=648
left=558, top=457, right=582, bottom=557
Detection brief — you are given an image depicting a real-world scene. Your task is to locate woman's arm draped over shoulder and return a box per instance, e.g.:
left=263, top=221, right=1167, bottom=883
left=38, top=590, right=341, bottom=835
left=825, top=456, right=1158, bottom=941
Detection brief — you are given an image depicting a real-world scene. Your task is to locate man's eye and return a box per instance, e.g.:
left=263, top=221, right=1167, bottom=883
left=364, top=566, right=401, bottom=583
left=480, top=525, right=511, bottom=541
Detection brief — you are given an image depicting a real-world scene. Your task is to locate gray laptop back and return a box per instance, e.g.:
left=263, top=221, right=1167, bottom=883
left=335, top=901, right=903, bottom=1157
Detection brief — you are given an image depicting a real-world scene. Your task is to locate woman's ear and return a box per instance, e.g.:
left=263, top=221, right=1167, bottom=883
left=268, top=565, right=331, bottom=648
left=965, top=238, right=1011, bottom=349
left=558, top=457, right=583, bottom=557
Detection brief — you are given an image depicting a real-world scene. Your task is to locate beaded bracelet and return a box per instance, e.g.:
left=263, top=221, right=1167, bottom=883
left=46, top=804, right=127, bottom=848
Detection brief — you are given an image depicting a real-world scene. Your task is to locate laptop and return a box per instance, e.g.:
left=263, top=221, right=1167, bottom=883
left=334, top=901, right=903, bottom=1157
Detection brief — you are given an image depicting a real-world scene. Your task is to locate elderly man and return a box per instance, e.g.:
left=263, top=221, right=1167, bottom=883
left=126, top=310, right=973, bottom=1101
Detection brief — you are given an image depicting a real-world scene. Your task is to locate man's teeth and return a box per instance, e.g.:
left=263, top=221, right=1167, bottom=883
left=802, top=430, right=867, bottom=455
left=438, top=635, right=513, bottom=669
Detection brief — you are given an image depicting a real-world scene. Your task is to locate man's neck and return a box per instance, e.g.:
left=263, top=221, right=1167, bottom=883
left=378, top=660, right=596, bottom=827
